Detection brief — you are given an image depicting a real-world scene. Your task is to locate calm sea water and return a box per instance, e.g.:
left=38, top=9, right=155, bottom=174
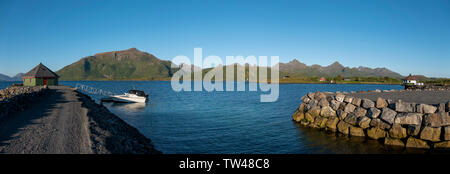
left=1, top=81, right=412, bottom=154
left=0, top=81, right=19, bottom=90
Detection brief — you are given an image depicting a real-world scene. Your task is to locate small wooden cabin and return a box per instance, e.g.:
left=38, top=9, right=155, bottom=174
left=22, top=63, right=59, bottom=86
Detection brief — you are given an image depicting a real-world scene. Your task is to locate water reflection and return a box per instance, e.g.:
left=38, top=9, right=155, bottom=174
left=294, top=123, right=431, bottom=154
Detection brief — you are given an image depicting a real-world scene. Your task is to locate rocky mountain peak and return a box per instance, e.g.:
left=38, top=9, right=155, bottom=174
left=289, top=59, right=301, bottom=64
left=124, top=47, right=140, bottom=52
left=328, top=61, right=344, bottom=69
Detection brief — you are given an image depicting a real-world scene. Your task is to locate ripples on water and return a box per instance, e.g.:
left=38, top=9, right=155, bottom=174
left=1, top=81, right=429, bottom=154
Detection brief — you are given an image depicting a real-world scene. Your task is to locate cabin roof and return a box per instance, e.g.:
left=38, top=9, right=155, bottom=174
left=403, top=74, right=417, bottom=80
left=22, top=63, right=59, bottom=78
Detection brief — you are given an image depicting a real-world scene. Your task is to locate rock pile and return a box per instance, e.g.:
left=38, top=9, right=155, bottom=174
left=0, top=86, right=49, bottom=120
left=292, top=91, right=450, bottom=149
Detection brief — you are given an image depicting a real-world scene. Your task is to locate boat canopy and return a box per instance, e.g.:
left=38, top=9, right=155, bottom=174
left=127, top=90, right=147, bottom=97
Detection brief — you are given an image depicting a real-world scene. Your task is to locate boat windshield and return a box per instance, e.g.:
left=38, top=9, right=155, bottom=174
left=127, top=90, right=147, bottom=97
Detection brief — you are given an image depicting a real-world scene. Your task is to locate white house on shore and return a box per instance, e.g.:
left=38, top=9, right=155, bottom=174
left=402, top=74, right=423, bottom=86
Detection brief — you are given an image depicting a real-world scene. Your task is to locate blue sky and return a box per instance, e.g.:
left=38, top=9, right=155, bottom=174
left=0, top=0, right=449, bottom=77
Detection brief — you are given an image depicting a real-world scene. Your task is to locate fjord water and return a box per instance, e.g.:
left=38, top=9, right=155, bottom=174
left=1, top=81, right=405, bottom=153
left=0, top=81, right=18, bottom=90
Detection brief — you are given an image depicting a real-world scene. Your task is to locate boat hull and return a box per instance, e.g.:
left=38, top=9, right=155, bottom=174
left=102, top=95, right=147, bottom=103
left=112, top=95, right=147, bottom=103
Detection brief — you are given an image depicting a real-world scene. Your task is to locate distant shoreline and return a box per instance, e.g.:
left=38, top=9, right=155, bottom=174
left=53, top=80, right=402, bottom=85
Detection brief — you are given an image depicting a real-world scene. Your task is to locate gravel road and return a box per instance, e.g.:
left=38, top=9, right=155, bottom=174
left=0, top=86, right=92, bottom=153
left=348, top=90, right=450, bottom=104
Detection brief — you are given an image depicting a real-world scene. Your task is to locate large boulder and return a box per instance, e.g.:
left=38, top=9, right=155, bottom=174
left=376, top=97, right=388, bottom=108
left=318, top=98, right=330, bottom=107
left=354, top=107, right=367, bottom=117
left=420, top=126, right=441, bottom=142
left=349, top=126, right=365, bottom=137
left=394, top=113, right=422, bottom=126
left=301, top=94, right=308, bottom=101
left=335, top=93, right=345, bottom=102
left=325, top=117, right=340, bottom=131
left=406, top=137, right=430, bottom=149
left=388, top=124, right=407, bottom=139
left=384, top=137, right=404, bottom=147
left=320, top=118, right=329, bottom=128
left=380, top=107, right=397, bottom=125
left=344, top=103, right=356, bottom=113
left=351, top=98, right=362, bottom=107
left=320, top=106, right=336, bottom=118
left=305, top=99, right=319, bottom=110
left=357, top=116, right=371, bottom=129
left=292, top=110, right=305, bottom=122
left=314, top=92, right=326, bottom=100
left=314, top=117, right=328, bottom=128
left=361, top=98, right=375, bottom=109
left=344, top=96, right=354, bottom=103
left=307, top=92, right=315, bottom=100
left=330, top=100, right=342, bottom=110
left=423, top=112, right=450, bottom=127
left=337, top=121, right=351, bottom=135
left=370, top=118, right=391, bottom=130
left=307, top=106, right=321, bottom=117
left=367, top=127, right=386, bottom=139
left=337, top=110, right=348, bottom=120
left=395, top=100, right=415, bottom=112
left=302, top=97, right=311, bottom=104
left=444, top=126, right=450, bottom=141
left=416, top=104, right=437, bottom=114
left=344, top=113, right=360, bottom=126
left=298, top=102, right=306, bottom=111
left=305, top=112, right=315, bottom=122
left=367, top=107, right=381, bottom=119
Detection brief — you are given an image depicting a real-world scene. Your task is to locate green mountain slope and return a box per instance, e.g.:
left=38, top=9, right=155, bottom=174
left=57, top=48, right=178, bottom=80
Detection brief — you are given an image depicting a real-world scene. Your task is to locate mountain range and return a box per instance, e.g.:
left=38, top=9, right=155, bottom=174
left=7, top=48, right=404, bottom=81
left=0, top=73, right=24, bottom=81
left=277, top=59, right=403, bottom=78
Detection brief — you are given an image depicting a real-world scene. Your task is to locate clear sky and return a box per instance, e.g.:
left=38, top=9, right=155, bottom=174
left=0, top=0, right=449, bottom=77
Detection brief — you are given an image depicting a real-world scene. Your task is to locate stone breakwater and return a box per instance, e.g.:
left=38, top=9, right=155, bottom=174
left=292, top=91, right=450, bottom=149
left=0, top=86, right=49, bottom=120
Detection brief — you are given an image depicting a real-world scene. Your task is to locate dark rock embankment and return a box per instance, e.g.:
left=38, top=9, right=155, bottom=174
left=76, top=91, right=161, bottom=154
left=0, top=86, right=161, bottom=154
left=0, top=86, right=49, bottom=121
left=292, top=90, right=450, bottom=150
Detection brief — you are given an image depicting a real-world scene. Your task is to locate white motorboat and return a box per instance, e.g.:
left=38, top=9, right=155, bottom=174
left=102, top=90, right=148, bottom=103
